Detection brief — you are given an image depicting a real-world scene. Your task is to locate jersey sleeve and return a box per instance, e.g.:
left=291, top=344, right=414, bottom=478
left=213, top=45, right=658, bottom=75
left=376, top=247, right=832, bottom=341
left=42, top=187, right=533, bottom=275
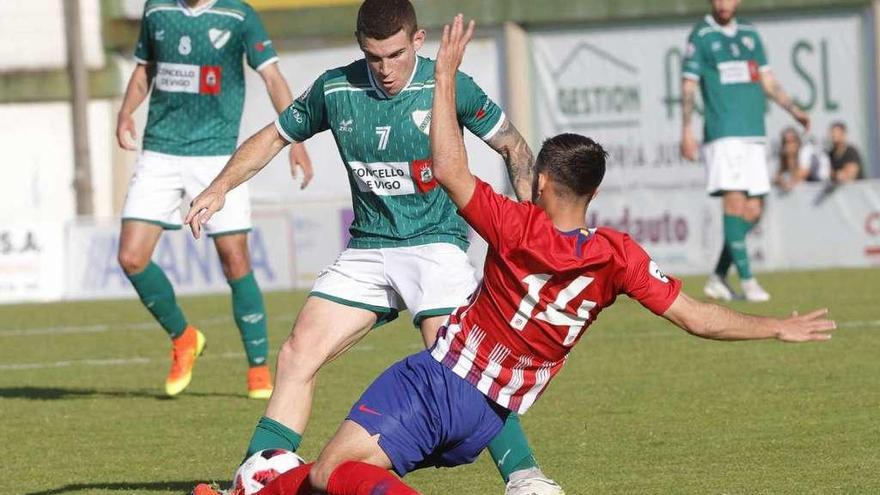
left=133, top=9, right=152, bottom=64
left=619, top=235, right=682, bottom=315
left=458, top=178, right=529, bottom=251
left=242, top=4, right=279, bottom=71
left=682, top=30, right=706, bottom=81
left=753, top=31, right=770, bottom=70
left=455, top=72, right=506, bottom=142
left=275, top=74, right=328, bottom=143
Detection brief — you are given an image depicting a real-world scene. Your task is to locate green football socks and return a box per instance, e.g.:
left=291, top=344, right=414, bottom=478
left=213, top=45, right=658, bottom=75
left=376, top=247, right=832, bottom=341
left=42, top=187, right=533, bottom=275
left=245, top=416, right=302, bottom=459
left=126, top=261, right=188, bottom=339
left=716, top=217, right=757, bottom=277
left=229, top=272, right=269, bottom=367
left=487, top=413, right=539, bottom=483
left=722, top=214, right=754, bottom=280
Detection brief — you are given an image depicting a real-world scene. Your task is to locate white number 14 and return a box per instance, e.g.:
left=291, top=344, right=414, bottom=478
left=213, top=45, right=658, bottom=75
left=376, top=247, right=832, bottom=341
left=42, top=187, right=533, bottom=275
left=509, top=274, right=597, bottom=346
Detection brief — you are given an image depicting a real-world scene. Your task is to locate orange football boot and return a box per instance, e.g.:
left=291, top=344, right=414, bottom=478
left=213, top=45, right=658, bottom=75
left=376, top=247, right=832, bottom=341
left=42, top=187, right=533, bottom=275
left=247, top=365, right=273, bottom=399
left=165, top=325, right=206, bottom=396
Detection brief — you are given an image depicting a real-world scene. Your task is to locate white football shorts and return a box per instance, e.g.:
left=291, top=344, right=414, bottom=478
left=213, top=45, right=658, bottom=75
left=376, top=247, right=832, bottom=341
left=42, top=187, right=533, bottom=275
left=310, top=243, right=479, bottom=326
left=703, top=138, right=771, bottom=197
left=121, top=151, right=252, bottom=236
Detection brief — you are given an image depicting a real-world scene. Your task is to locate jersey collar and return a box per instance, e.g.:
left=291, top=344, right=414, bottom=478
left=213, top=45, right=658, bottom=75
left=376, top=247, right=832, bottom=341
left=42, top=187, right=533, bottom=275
left=705, top=14, right=738, bottom=37
left=367, top=56, right=420, bottom=100
left=177, top=0, right=219, bottom=17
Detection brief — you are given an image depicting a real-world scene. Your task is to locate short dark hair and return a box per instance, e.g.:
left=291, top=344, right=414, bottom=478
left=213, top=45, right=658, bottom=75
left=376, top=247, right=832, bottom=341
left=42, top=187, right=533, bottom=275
left=536, top=134, right=607, bottom=198
left=831, top=121, right=847, bottom=132
left=356, top=0, right=418, bottom=42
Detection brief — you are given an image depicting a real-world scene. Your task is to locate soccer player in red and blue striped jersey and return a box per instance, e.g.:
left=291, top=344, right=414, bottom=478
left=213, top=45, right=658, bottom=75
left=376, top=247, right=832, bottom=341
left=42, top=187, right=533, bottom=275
left=199, top=15, right=835, bottom=495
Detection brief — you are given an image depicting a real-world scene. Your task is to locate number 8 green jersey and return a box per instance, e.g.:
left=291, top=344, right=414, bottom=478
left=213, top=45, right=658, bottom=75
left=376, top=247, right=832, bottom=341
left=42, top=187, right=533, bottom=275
left=276, top=56, right=506, bottom=251
left=135, top=0, right=278, bottom=156
left=683, top=15, right=769, bottom=143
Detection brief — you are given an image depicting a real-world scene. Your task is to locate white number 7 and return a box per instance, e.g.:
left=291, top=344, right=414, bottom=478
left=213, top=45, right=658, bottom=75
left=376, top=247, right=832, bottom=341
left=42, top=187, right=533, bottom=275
left=375, top=126, right=391, bottom=151
left=509, top=274, right=597, bottom=346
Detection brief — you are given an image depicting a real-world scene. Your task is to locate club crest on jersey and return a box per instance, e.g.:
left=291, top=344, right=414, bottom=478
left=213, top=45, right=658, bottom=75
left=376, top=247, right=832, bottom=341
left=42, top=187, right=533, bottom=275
left=742, top=36, right=755, bottom=51
left=411, top=159, right=438, bottom=193
left=178, top=35, right=192, bottom=56
left=155, top=30, right=165, bottom=41
left=649, top=260, right=669, bottom=283
left=411, top=110, right=432, bottom=135
left=208, top=28, right=231, bottom=49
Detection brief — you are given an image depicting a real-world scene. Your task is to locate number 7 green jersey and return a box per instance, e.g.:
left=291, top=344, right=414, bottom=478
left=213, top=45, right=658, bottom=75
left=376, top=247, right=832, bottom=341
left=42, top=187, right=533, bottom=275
left=276, top=56, right=506, bottom=251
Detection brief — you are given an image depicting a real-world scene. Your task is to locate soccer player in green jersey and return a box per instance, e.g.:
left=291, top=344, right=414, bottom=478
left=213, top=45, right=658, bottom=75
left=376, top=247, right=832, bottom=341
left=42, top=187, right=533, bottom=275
left=116, top=0, right=311, bottom=398
left=681, top=0, right=810, bottom=302
left=187, top=1, right=563, bottom=493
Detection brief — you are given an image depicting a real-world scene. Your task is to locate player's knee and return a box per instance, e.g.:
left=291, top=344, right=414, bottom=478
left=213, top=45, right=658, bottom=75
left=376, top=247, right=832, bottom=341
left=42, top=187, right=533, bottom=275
left=308, top=459, right=337, bottom=491
left=219, top=250, right=251, bottom=280
left=277, top=334, right=326, bottom=381
left=117, top=249, right=149, bottom=275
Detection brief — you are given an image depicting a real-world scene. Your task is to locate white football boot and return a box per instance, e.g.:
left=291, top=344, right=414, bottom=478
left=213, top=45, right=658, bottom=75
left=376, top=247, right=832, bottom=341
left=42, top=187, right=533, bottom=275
left=741, top=278, right=771, bottom=302
left=703, top=274, right=735, bottom=301
left=505, top=468, right=565, bottom=495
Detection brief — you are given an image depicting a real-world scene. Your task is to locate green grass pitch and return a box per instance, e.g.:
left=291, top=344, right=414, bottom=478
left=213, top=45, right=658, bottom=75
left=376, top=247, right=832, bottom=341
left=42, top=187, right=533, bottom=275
left=1, top=268, right=878, bottom=494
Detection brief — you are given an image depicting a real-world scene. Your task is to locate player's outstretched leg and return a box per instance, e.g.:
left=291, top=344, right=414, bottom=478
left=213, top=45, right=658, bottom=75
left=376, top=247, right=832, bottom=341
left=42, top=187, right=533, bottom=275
left=119, top=220, right=205, bottom=396
left=310, top=421, right=419, bottom=495
left=244, top=297, right=378, bottom=457
left=215, top=233, right=274, bottom=399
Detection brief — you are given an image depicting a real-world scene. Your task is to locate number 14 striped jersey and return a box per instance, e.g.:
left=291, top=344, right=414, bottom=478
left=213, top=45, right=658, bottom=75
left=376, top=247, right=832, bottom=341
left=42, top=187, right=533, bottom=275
left=431, top=179, right=682, bottom=414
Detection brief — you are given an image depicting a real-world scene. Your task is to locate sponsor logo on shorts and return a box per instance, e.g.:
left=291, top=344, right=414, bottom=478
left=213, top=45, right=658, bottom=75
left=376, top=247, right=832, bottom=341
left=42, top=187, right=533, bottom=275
left=349, top=162, right=415, bottom=196
left=155, top=62, right=222, bottom=95
left=358, top=404, right=382, bottom=416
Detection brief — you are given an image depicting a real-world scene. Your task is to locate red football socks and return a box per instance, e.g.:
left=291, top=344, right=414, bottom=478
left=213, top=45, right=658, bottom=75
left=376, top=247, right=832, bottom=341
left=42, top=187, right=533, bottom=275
left=326, top=461, right=420, bottom=495
left=254, top=463, right=313, bottom=495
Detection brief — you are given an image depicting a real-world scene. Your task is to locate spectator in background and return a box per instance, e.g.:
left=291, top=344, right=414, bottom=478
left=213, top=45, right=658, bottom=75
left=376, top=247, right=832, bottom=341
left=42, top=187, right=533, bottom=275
left=828, top=122, right=864, bottom=183
left=774, top=128, right=829, bottom=190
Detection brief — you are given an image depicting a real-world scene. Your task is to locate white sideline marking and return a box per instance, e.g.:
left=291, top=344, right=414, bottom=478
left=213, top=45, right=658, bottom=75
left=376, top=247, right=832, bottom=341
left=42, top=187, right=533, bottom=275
left=0, top=314, right=297, bottom=338
left=0, top=345, right=380, bottom=371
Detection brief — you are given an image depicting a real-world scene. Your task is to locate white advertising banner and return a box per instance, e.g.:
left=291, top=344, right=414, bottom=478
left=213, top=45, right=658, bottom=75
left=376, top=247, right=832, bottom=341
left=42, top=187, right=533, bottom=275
left=531, top=12, right=872, bottom=192
left=589, top=181, right=880, bottom=275
left=0, top=224, right=65, bottom=303
left=64, top=212, right=295, bottom=300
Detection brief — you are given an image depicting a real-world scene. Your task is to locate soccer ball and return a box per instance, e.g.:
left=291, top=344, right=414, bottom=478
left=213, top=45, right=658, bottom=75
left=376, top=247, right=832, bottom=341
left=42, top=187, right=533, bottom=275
left=233, top=449, right=306, bottom=495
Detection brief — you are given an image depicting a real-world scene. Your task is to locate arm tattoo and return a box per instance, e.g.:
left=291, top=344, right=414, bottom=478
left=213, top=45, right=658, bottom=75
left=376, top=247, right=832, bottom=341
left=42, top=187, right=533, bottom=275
left=681, top=85, right=696, bottom=127
left=768, top=80, right=796, bottom=112
left=486, top=119, right=535, bottom=201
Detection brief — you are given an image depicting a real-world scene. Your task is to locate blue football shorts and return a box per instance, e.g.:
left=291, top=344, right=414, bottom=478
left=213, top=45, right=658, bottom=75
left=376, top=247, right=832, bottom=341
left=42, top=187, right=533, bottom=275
left=346, top=350, right=509, bottom=476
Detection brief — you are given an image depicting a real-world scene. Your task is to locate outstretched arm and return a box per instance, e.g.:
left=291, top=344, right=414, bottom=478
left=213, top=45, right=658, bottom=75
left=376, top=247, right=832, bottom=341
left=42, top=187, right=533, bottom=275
left=431, top=15, right=478, bottom=209
left=185, top=123, right=288, bottom=238
left=761, top=70, right=810, bottom=130
left=663, top=291, right=835, bottom=342
left=485, top=119, right=534, bottom=201
left=259, top=64, right=314, bottom=189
